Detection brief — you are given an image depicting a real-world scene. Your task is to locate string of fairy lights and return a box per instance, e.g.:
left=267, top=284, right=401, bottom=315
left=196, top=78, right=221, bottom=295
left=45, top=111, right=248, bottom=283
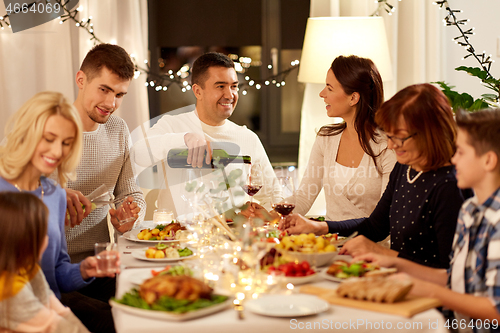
left=434, top=0, right=495, bottom=78
left=371, top=0, right=401, bottom=17
left=0, top=0, right=496, bottom=93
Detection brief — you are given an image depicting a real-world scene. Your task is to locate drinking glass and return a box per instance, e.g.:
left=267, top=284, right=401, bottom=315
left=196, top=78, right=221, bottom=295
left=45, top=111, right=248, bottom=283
left=271, top=176, right=295, bottom=225
left=243, top=163, right=263, bottom=203
left=87, top=184, right=113, bottom=209
left=87, top=184, right=136, bottom=225
left=94, top=242, right=118, bottom=274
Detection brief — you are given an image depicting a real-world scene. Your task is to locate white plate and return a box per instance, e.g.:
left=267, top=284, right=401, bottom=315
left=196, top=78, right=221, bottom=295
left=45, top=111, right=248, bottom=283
left=128, top=270, right=154, bottom=285
left=123, top=228, right=180, bottom=243
left=131, top=248, right=196, bottom=262
left=282, top=273, right=318, bottom=285
left=246, top=294, right=329, bottom=317
left=319, top=268, right=344, bottom=283
left=319, top=267, right=396, bottom=282
left=110, top=297, right=231, bottom=321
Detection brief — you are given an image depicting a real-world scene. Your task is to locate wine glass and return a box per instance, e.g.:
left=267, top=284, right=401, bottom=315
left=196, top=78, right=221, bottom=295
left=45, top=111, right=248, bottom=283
left=243, top=163, right=263, bottom=203
left=271, top=176, right=295, bottom=225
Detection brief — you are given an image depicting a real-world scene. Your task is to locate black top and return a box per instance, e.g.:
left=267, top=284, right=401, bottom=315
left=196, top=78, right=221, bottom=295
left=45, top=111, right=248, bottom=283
left=327, top=163, right=467, bottom=268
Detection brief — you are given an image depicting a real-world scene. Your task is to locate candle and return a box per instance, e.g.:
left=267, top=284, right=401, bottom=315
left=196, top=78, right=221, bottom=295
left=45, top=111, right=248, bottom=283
left=153, top=209, right=173, bottom=226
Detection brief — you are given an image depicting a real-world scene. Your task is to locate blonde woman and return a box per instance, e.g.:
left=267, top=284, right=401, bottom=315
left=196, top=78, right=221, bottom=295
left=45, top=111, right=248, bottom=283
left=0, top=91, right=119, bottom=303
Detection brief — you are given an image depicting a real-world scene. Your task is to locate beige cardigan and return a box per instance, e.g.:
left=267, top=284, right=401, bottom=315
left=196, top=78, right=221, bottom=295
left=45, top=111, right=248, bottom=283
left=294, top=132, right=396, bottom=220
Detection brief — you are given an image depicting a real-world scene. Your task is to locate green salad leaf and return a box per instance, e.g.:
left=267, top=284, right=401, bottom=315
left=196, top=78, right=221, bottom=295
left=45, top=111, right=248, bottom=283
left=178, top=247, right=193, bottom=257
left=113, top=289, right=228, bottom=313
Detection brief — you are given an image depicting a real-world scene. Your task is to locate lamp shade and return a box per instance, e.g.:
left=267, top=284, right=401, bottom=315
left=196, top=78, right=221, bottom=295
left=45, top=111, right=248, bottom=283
left=298, top=17, right=393, bottom=84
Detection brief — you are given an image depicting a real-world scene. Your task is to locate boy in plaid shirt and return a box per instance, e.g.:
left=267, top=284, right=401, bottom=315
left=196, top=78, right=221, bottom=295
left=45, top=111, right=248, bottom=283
left=357, top=109, right=500, bottom=332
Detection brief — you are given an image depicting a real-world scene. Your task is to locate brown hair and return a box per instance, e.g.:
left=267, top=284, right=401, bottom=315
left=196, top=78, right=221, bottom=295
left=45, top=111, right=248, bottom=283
left=318, top=55, right=385, bottom=169
left=80, top=43, right=134, bottom=82
left=456, top=108, right=500, bottom=159
left=0, top=192, right=48, bottom=303
left=375, top=83, right=456, bottom=171
left=191, top=52, right=235, bottom=88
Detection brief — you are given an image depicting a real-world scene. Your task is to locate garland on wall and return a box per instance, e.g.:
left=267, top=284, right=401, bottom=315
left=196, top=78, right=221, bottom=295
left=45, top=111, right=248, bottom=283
left=434, top=0, right=499, bottom=109
left=1, top=0, right=498, bottom=104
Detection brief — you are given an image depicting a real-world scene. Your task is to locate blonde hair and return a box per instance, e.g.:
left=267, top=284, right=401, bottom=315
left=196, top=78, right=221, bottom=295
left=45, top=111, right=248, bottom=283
left=0, top=91, right=83, bottom=187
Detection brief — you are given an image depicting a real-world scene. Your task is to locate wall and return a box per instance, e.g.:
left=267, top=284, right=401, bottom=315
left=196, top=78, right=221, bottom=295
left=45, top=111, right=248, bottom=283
left=443, top=0, right=500, bottom=101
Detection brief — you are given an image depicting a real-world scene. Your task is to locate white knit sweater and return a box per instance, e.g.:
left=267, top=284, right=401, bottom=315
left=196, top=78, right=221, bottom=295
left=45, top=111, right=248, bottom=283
left=132, top=110, right=279, bottom=216
left=294, top=132, right=396, bottom=220
left=65, top=115, right=146, bottom=262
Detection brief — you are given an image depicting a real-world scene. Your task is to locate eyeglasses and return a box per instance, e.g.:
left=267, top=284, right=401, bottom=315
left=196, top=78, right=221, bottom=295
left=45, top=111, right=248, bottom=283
left=383, top=132, right=417, bottom=147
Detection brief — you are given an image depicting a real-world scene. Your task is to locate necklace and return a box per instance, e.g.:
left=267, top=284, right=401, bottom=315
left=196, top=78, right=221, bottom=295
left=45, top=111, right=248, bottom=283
left=406, top=166, right=423, bottom=184
left=13, top=179, right=44, bottom=200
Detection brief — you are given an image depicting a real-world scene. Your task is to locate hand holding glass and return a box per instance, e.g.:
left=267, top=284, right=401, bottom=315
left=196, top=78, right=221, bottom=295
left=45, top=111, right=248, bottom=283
left=243, top=163, right=263, bottom=203
left=94, top=242, right=118, bottom=274
left=271, top=176, right=295, bottom=224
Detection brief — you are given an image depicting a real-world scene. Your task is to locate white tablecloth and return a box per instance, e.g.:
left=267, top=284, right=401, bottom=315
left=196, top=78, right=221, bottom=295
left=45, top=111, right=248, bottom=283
left=113, top=235, right=449, bottom=333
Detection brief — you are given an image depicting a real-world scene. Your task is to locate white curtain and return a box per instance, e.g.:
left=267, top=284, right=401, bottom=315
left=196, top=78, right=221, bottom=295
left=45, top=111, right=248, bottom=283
left=298, top=0, right=445, bottom=215
left=0, top=0, right=149, bottom=139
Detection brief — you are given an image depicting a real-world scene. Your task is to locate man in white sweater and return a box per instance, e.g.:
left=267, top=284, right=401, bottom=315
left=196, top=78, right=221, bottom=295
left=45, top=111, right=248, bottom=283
left=133, top=52, right=278, bottom=217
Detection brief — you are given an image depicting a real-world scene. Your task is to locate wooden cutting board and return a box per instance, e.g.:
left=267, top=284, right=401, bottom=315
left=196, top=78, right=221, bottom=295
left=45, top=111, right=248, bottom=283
left=300, top=285, right=441, bottom=318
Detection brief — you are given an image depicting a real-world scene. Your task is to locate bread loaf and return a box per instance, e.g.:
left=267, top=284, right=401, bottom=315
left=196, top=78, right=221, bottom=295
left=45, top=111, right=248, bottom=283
left=337, top=276, right=413, bottom=303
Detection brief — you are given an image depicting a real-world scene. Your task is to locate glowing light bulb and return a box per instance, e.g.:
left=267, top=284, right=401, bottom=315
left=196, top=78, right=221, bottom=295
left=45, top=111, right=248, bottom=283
left=133, top=71, right=140, bottom=79
left=182, top=88, right=186, bottom=92
left=149, top=81, right=155, bottom=87
left=144, top=82, right=148, bottom=87
left=144, top=60, right=148, bottom=64
left=242, top=90, right=247, bottom=95
left=256, top=84, right=261, bottom=89
left=265, top=81, right=270, bottom=85
left=276, top=83, right=281, bottom=87
left=245, top=76, right=250, bottom=81
left=163, top=86, right=168, bottom=91
left=249, top=80, right=254, bottom=86
left=267, top=65, right=272, bottom=69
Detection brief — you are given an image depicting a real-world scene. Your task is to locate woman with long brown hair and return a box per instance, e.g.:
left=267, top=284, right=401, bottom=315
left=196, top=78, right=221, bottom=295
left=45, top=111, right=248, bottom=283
left=282, top=83, right=467, bottom=268
left=293, top=55, right=396, bottom=221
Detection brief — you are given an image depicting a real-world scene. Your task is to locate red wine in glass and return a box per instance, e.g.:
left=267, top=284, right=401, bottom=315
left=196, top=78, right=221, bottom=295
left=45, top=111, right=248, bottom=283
left=242, top=185, right=262, bottom=197
left=273, top=203, right=295, bottom=216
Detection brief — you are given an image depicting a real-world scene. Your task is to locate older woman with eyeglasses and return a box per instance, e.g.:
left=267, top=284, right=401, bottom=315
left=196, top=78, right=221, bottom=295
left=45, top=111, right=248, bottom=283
left=281, top=83, right=468, bottom=268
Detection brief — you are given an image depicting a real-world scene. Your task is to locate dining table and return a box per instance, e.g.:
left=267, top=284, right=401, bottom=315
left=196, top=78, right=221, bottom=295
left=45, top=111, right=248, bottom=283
left=112, top=223, right=450, bottom=333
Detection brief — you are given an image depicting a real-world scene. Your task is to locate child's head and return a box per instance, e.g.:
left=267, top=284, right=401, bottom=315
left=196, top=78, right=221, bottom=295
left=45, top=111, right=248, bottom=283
left=452, top=109, right=500, bottom=190
left=0, top=192, right=48, bottom=276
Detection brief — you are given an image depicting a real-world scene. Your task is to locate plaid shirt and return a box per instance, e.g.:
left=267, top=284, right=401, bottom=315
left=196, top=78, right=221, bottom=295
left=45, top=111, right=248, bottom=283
left=449, top=187, right=500, bottom=332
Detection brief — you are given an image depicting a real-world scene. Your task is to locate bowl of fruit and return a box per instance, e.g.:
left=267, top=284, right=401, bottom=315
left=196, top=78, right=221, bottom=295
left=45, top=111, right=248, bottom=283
left=274, top=233, right=338, bottom=267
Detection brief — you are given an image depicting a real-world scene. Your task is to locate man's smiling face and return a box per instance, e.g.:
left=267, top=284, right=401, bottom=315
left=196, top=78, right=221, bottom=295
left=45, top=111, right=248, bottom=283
left=193, top=66, right=239, bottom=126
left=77, top=66, right=130, bottom=127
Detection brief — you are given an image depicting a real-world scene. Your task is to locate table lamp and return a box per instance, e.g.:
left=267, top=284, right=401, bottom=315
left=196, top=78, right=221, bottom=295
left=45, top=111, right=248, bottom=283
left=298, top=16, right=393, bottom=83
